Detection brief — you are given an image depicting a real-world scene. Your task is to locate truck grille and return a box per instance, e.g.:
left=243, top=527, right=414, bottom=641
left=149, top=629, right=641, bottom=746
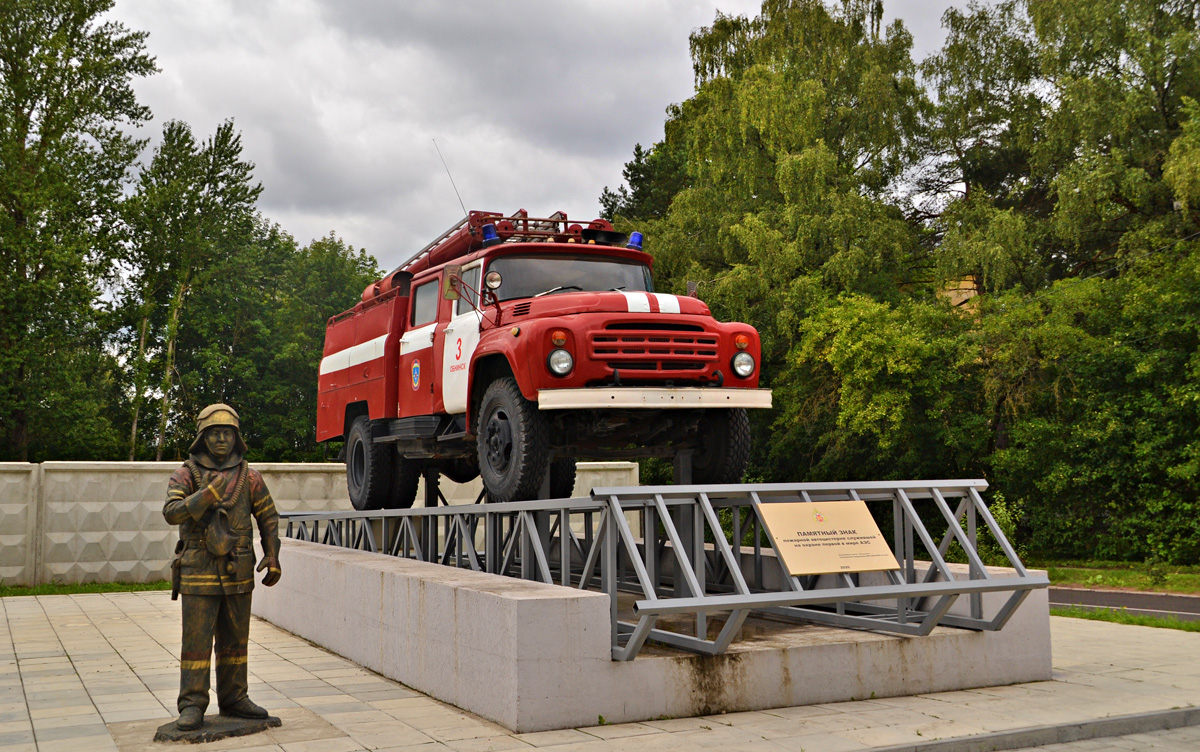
left=589, top=323, right=718, bottom=372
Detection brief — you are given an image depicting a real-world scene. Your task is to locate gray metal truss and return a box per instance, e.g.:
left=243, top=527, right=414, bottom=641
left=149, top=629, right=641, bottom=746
left=281, top=480, right=1048, bottom=660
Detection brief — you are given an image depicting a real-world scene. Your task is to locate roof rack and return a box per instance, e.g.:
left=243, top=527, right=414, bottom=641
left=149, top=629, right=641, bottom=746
left=391, top=209, right=621, bottom=278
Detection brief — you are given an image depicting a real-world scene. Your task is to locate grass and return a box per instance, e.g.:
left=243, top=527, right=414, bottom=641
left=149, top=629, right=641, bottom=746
left=0, top=581, right=171, bottom=598
left=1050, top=606, right=1200, bottom=633
left=1032, top=560, right=1200, bottom=595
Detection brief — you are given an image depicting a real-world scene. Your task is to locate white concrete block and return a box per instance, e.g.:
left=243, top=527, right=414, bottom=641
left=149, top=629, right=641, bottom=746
left=572, top=462, right=639, bottom=497
left=254, top=539, right=1051, bottom=733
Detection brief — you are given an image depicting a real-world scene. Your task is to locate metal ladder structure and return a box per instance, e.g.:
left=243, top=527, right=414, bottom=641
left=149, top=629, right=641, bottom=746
left=397, top=209, right=570, bottom=272
left=281, top=480, right=1048, bottom=660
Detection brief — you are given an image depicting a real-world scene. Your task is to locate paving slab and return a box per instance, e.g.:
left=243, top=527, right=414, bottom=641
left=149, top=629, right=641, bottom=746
left=0, top=592, right=1199, bottom=751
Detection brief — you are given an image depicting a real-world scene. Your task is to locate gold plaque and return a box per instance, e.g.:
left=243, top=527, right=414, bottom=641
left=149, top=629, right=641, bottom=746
left=757, top=500, right=899, bottom=576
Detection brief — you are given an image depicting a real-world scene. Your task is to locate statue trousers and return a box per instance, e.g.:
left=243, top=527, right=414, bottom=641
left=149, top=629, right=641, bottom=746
left=178, top=592, right=252, bottom=712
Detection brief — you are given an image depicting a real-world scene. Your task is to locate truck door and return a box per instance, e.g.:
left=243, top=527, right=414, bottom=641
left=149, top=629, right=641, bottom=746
left=439, top=263, right=483, bottom=414
left=398, top=277, right=439, bottom=418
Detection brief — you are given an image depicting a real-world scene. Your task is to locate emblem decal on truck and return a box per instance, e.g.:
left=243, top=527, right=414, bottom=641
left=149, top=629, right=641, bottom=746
left=411, top=360, right=420, bottom=390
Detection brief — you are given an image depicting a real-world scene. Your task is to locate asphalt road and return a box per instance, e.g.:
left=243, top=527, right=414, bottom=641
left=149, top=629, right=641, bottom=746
left=1050, top=587, right=1200, bottom=622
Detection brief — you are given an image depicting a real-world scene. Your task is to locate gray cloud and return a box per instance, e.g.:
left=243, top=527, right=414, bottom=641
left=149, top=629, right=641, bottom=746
left=113, top=0, right=961, bottom=270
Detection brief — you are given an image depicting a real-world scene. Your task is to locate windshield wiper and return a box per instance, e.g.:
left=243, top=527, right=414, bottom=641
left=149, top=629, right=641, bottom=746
left=533, top=285, right=583, bottom=297
left=609, top=286, right=626, bottom=291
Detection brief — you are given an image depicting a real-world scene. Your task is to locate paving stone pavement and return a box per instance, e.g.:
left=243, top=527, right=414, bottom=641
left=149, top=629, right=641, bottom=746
left=1, top=592, right=1199, bottom=752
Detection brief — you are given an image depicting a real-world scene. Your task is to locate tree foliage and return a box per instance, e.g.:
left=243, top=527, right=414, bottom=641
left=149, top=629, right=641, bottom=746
left=0, top=1, right=382, bottom=463
left=119, top=119, right=264, bottom=459
left=0, top=0, right=155, bottom=460
left=607, top=0, right=1200, bottom=562
left=115, top=123, right=379, bottom=461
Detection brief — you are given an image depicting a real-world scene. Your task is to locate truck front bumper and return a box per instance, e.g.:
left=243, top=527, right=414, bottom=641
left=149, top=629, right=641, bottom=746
left=537, top=387, right=772, bottom=410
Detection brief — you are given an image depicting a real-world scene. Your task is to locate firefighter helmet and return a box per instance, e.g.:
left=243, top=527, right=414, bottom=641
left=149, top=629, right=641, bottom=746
left=189, top=403, right=248, bottom=455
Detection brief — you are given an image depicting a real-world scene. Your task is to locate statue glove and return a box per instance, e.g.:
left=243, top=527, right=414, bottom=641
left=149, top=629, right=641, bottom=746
left=257, top=556, right=281, bottom=586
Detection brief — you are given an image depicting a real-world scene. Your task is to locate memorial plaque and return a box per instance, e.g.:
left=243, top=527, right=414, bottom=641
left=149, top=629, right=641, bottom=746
left=758, top=500, right=899, bottom=576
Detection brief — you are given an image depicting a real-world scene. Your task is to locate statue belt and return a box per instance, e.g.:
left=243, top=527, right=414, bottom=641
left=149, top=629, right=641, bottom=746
left=182, top=533, right=252, bottom=548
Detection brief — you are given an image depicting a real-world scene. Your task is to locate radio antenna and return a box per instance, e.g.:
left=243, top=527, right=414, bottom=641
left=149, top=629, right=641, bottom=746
left=432, top=139, right=468, bottom=218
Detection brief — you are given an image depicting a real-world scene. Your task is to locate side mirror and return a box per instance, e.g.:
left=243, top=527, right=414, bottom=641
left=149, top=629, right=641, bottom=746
left=442, top=264, right=462, bottom=300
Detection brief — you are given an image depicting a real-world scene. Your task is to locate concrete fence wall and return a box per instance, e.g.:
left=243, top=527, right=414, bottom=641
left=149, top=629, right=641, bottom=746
left=0, top=460, right=637, bottom=587
left=0, top=462, right=351, bottom=587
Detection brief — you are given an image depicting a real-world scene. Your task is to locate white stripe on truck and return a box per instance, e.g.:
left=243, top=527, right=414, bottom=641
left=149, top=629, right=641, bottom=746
left=319, top=333, right=389, bottom=375
left=653, top=293, right=680, bottom=314
left=620, top=291, right=651, bottom=313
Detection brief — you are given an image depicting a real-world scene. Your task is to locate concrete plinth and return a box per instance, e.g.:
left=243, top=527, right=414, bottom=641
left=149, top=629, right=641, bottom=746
left=252, top=538, right=1051, bottom=733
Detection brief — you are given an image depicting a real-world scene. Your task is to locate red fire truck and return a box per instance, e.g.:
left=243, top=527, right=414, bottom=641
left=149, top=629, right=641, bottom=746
left=317, top=210, right=771, bottom=507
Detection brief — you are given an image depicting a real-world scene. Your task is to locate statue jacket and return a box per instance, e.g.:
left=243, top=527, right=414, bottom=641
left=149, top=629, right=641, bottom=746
left=163, top=451, right=280, bottom=596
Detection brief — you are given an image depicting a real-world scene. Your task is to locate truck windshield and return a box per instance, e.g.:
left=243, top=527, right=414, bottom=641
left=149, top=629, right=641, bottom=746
left=487, top=254, right=653, bottom=302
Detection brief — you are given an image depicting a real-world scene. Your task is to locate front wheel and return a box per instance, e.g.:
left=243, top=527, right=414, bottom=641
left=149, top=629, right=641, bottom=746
left=477, top=377, right=549, bottom=503
left=346, top=416, right=392, bottom=510
left=689, top=409, right=751, bottom=485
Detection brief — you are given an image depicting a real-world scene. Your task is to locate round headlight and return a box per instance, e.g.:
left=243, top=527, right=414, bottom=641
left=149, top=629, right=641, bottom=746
left=485, top=270, right=503, bottom=289
left=548, top=348, right=574, bottom=376
left=731, top=352, right=755, bottom=378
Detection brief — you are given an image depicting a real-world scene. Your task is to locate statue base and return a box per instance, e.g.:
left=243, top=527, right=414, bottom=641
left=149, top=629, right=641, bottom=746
left=153, top=714, right=281, bottom=744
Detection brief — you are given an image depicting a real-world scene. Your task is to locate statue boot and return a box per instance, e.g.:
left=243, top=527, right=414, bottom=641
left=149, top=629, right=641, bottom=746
left=177, top=706, right=203, bottom=730
left=220, top=696, right=269, bottom=719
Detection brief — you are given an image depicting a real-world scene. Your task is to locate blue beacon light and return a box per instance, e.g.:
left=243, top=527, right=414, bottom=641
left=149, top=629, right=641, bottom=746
left=626, top=231, right=644, bottom=250
left=481, top=223, right=502, bottom=248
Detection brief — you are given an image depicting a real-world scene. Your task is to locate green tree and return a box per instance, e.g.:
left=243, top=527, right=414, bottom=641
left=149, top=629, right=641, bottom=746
left=1165, top=97, right=1200, bottom=213
left=246, top=234, right=379, bottom=460
left=607, top=0, right=931, bottom=480
left=606, top=0, right=1200, bottom=565
left=118, top=119, right=262, bottom=460
left=599, top=132, right=688, bottom=221
left=0, top=0, right=155, bottom=460
left=149, top=228, right=379, bottom=462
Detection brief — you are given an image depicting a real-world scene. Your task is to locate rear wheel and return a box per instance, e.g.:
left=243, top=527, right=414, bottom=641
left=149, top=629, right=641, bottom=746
left=440, top=456, right=480, bottom=485
left=346, top=416, right=392, bottom=510
left=689, top=409, right=751, bottom=485
left=387, top=455, right=421, bottom=509
left=477, top=377, right=549, bottom=502
left=550, top=457, right=576, bottom=498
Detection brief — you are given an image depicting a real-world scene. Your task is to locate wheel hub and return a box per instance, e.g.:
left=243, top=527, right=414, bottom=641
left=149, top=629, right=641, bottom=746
left=484, top=410, right=514, bottom=474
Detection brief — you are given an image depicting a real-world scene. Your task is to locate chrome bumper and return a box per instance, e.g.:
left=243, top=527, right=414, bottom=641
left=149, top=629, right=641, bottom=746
left=537, top=387, right=772, bottom=410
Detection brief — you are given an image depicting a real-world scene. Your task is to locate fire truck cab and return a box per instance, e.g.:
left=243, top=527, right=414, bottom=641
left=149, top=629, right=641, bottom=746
left=317, top=210, right=771, bottom=507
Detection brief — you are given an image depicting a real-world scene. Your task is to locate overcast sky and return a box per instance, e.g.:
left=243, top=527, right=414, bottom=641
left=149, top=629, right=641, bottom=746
left=111, top=0, right=962, bottom=272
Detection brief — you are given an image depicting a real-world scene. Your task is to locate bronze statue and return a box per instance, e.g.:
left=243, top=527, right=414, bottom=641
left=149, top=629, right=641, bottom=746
left=163, top=403, right=281, bottom=731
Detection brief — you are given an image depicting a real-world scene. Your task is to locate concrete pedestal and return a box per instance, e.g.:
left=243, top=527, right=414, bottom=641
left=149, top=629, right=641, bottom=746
left=252, top=539, right=1051, bottom=733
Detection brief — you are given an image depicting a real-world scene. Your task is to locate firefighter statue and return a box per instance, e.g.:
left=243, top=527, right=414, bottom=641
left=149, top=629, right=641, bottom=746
left=163, top=403, right=281, bottom=731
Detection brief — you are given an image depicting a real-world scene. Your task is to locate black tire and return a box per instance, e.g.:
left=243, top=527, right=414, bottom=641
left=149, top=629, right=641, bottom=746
left=346, top=416, right=392, bottom=510
left=550, top=457, right=576, bottom=498
left=477, top=377, right=549, bottom=502
left=387, top=455, right=421, bottom=509
left=440, top=456, right=480, bottom=485
left=689, top=409, right=751, bottom=485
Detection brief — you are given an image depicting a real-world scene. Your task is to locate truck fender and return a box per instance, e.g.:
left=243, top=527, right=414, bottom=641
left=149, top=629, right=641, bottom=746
left=466, top=350, right=528, bottom=432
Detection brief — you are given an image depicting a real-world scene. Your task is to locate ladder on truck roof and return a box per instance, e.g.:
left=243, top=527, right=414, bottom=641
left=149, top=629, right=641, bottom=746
left=395, top=210, right=571, bottom=274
